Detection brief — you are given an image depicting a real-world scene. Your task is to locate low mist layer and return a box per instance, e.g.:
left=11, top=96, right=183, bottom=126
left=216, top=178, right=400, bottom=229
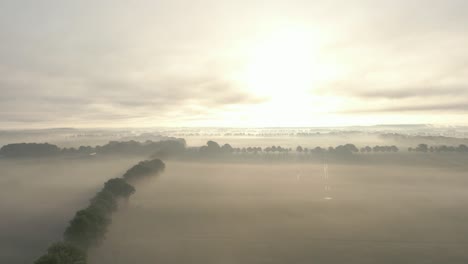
left=91, top=161, right=468, bottom=264
left=34, top=159, right=165, bottom=264
left=0, top=156, right=144, bottom=264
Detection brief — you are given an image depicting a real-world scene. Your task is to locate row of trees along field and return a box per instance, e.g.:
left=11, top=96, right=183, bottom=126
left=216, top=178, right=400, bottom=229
left=198, top=141, right=468, bottom=155
left=0, top=140, right=185, bottom=157
left=409, top=143, right=468, bottom=153
left=34, top=159, right=165, bottom=264
left=1, top=141, right=468, bottom=159
left=199, top=141, right=399, bottom=155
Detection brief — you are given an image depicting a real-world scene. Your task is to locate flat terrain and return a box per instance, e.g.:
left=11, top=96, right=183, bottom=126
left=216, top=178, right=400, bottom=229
left=0, top=156, right=145, bottom=264
left=91, top=161, right=468, bottom=264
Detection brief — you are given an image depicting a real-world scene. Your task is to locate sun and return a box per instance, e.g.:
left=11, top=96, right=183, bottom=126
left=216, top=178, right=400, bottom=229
left=242, top=28, right=319, bottom=101
left=226, top=26, right=345, bottom=126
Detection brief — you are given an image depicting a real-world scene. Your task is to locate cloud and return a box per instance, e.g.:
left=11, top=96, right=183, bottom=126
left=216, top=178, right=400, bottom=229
left=0, top=0, right=269, bottom=128
left=332, top=85, right=468, bottom=99
left=2, top=0, right=468, bottom=127
left=340, top=102, right=468, bottom=114
left=314, top=41, right=468, bottom=116
left=0, top=69, right=264, bottom=126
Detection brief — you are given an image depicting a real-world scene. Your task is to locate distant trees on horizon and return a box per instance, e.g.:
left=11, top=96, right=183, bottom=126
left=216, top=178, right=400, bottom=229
left=2, top=140, right=468, bottom=160
left=0, top=143, right=60, bottom=157
left=361, top=145, right=399, bottom=153
left=0, top=139, right=185, bottom=158
left=195, top=142, right=398, bottom=156
left=409, top=143, right=468, bottom=153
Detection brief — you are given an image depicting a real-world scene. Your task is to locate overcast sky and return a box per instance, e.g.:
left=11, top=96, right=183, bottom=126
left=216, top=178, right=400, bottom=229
left=1, top=0, right=467, bottom=128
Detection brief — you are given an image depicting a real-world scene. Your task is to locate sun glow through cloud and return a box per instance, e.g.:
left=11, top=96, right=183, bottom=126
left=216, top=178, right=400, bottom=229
left=243, top=28, right=319, bottom=100
left=2, top=1, right=468, bottom=128
left=220, top=26, right=351, bottom=126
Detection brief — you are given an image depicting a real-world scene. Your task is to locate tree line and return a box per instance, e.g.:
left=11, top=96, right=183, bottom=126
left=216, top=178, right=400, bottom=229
left=1, top=140, right=467, bottom=161
left=196, top=141, right=399, bottom=155
left=0, top=140, right=185, bottom=158
left=34, top=159, right=166, bottom=264
left=408, top=143, right=468, bottom=153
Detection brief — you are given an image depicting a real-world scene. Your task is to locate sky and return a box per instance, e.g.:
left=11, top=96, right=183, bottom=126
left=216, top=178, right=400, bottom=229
left=1, top=0, right=468, bottom=128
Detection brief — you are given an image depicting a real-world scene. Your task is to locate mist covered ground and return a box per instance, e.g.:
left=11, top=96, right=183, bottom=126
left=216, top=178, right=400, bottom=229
left=2, top=133, right=467, bottom=264
left=2, top=126, right=468, bottom=149
left=0, top=156, right=145, bottom=264
left=90, top=161, right=468, bottom=264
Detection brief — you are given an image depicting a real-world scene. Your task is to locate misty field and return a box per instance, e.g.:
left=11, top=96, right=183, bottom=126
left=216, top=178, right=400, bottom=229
left=0, top=156, right=145, bottom=264
left=90, top=161, right=468, bottom=264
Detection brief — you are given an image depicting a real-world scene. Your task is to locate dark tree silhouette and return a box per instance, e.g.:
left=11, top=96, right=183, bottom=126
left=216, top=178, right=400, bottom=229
left=63, top=207, right=111, bottom=250
left=122, top=159, right=165, bottom=182
left=458, top=144, right=468, bottom=152
left=200, top=140, right=221, bottom=155
left=415, top=144, right=428, bottom=152
left=103, top=178, right=136, bottom=198
left=313, top=147, right=324, bottom=153
left=34, top=242, right=86, bottom=264
left=221, top=144, right=234, bottom=153
left=0, top=143, right=60, bottom=157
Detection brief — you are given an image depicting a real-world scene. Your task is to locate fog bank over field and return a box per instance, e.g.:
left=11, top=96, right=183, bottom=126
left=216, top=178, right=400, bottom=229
left=91, top=161, right=468, bottom=264
left=3, top=0, right=468, bottom=262
left=0, top=156, right=145, bottom=264
left=1, top=131, right=467, bottom=264
left=1, top=126, right=468, bottom=149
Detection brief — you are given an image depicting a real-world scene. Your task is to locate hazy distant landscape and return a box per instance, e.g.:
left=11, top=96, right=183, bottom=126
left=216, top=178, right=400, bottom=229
left=2, top=0, right=468, bottom=263
left=1, top=128, right=468, bottom=263
left=2, top=125, right=468, bottom=148
left=91, top=162, right=468, bottom=264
